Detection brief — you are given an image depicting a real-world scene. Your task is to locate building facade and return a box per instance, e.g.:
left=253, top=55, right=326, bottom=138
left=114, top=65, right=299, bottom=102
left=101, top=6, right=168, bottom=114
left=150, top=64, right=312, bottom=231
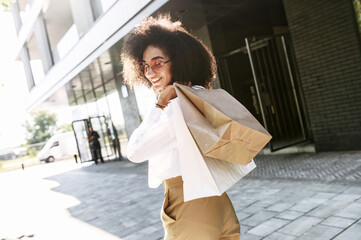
left=10, top=0, right=361, bottom=160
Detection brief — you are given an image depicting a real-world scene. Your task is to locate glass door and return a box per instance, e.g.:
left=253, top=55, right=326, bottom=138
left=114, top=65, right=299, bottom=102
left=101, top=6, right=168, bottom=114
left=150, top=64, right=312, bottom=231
left=72, top=119, right=92, bottom=163
left=89, top=116, right=114, bottom=160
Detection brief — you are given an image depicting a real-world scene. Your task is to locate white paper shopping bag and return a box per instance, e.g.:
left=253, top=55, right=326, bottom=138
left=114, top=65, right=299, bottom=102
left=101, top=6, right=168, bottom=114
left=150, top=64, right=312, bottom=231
left=172, top=97, right=256, bottom=202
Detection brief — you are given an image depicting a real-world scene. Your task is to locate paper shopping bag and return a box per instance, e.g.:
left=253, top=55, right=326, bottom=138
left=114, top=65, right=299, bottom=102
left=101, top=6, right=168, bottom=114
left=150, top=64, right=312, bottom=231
left=172, top=97, right=256, bottom=201
left=174, top=83, right=272, bottom=166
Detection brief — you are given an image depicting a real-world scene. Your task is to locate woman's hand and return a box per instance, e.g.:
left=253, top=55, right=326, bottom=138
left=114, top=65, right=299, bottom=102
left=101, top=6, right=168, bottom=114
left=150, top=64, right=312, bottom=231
left=157, top=82, right=191, bottom=107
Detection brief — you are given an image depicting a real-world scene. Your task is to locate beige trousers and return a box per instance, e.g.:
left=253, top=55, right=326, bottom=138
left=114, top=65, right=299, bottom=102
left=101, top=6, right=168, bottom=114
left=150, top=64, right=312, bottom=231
left=161, top=176, right=240, bottom=240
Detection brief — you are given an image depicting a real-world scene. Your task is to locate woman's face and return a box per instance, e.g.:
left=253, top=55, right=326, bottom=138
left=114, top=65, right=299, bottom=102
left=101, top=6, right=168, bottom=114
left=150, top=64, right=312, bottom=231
left=142, top=45, right=172, bottom=92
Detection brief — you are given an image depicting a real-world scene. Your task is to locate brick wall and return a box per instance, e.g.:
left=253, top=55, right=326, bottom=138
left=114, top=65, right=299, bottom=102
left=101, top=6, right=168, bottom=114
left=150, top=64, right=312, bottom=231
left=283, top=0, right=361, bottom=151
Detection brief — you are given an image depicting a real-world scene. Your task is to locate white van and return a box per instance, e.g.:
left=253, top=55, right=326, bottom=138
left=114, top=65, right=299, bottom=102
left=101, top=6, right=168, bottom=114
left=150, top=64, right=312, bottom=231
left=38, top=132, right=78, bottom=163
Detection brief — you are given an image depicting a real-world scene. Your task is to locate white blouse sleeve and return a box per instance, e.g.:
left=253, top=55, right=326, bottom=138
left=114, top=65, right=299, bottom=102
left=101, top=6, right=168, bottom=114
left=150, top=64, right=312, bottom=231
left=126, top=106, right=177, bottom=163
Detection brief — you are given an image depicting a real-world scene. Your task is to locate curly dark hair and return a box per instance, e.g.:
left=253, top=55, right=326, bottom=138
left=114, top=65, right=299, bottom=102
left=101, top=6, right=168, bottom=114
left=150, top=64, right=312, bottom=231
left=121, top=14, right=216, bottom=89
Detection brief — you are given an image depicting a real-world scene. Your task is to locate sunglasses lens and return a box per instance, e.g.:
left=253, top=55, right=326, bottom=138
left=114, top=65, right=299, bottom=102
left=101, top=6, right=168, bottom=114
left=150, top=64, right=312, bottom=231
left=140, top=59, right=169, bottom=73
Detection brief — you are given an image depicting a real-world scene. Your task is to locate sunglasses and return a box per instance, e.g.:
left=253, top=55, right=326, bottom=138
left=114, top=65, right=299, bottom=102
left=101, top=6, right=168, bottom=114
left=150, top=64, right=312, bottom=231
left=139, top=58, right=171, bottom=73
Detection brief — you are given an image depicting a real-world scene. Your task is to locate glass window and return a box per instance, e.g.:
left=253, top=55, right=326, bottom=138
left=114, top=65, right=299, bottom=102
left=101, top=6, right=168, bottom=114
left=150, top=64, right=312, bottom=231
left=89, top=62, right=103, bottom=88
left=65, top=82, right=77, bottom=106
left=27, top=34, right=44, bottom=85
left=96, top=93, right=110, bottom=117
left=79, top=71, right=93, bottom=96
left=43, top=0, right=78, bottom=62
left=104, top=78, right=116, bottom=94
left=90, top=0, right=117, bottom=20
left=94, top=85, right=106, bottom=100
left=71, top=76, right=84, bottom=101
left=86, top=100, right=98, bottom=117
left=98, top=52, right=115, bottom=82
left=104, top=79, right=126, bottom=137
left=85, top=90, right=96, bottom=103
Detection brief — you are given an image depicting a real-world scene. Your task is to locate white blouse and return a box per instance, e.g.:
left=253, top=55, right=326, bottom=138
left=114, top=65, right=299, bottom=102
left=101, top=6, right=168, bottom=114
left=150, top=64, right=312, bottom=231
left=127, top=86, right=205, bottom=188
left=127, top=85, right=256, bottom=201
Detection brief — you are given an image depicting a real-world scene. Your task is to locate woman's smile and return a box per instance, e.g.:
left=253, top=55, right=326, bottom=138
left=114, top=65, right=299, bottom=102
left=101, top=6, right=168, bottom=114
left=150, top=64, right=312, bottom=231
left=151, top=77, right=162, bottom=84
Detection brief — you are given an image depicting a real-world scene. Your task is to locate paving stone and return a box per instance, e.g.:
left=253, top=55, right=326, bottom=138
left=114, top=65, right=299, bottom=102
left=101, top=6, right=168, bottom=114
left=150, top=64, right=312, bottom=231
left=314, top=184, right=349, bottom=194
left=263, top=232, right=296, bottom=240
left=312, top=192, right=338, bottom=199
left=144, top=229, right=164, bottom=240
left=267, top=202, right=294, bottom=212
left=283, top=191, right=315, bottom=204
left=276, top=210, right=304, bottom=220
left=248, top=218, right=290, bottom=237
left=239, top=233, right=262, bottom=240
left=241, top=205, right=265, bottom=214
left=307, top=199, right=355, bottom=218
left=250, top=152, right=361, bottom=185
left=332, top=194, right=361, bottom=202
left=253, top=198, right=279, bottom=208
left=297, top=225, right=343, bottom=240
left=240, top=211, right=278, bottom=227
left=236, top=211, right=252, bottom=221
left=334, top=220, right=361, bottom=240
left=321, top=216, right=356, bottom=229
left=231, top=196, right=258, bottom=209
left=289, top=198, right=328, bottom=212
left=334, top=203, right=361, bottom=219
left=241, top=225, right=250, bottom=235
left=304, top=183, right=336, bottom=193
left=277, top=216, right=324, bottom=236
left=343, top=186, right=361, bottom=195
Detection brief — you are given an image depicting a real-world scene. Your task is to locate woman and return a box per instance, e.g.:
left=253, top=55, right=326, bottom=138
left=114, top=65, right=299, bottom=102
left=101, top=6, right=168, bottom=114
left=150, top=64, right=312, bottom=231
left=121, top=15, right=240, bottom=240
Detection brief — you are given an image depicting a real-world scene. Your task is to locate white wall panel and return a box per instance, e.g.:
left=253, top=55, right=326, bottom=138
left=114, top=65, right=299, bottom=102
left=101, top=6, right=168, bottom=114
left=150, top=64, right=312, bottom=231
left=25, top=0, right=169, bottom=111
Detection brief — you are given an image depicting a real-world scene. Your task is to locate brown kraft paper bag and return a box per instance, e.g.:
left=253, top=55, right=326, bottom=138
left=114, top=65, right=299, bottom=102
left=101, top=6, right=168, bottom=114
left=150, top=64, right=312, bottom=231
left=174, top=83, right=272, bottom=166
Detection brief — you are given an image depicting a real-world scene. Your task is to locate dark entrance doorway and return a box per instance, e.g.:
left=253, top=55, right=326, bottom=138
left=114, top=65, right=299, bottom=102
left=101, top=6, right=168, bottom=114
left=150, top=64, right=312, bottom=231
left=245, top=34, right=307, bottom=150
left=206, top=0, right=309, bottom=151
left=217, top=34, right=308, bottom=151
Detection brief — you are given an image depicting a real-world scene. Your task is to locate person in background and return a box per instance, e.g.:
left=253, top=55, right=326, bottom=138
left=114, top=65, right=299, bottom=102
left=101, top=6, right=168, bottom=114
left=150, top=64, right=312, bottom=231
left=88, top=126, right=104, bottom=164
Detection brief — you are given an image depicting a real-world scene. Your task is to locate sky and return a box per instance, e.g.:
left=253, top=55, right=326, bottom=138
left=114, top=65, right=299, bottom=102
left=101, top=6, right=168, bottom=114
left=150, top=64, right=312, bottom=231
left=0, top=10, right=29, bottom=150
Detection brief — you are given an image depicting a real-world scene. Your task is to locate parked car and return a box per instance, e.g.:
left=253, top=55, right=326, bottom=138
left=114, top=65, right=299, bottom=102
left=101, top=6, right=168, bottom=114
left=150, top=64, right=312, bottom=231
left=38, top=132, right=78, bottom=163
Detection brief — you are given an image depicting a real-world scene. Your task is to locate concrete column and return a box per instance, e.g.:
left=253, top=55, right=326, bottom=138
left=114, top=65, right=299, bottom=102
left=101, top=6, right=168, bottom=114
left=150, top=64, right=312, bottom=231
left=11, top=1, right=35, bottom=91
left=90, top=0, right=103, bottom=20
left=20, top=47, right=35, bottom=92
left=109, top=49, right=141, bottom=138
left=69, top=0, right=94, bottom=37
left=10, top=2, right=22, bottom=33
left=115, top=78, right=142, bottom=138
left=187, top=4, right=221, bottom=89
left=34, top=14, right=53, bottom=73
left=193, top=25, right=221, bottom=89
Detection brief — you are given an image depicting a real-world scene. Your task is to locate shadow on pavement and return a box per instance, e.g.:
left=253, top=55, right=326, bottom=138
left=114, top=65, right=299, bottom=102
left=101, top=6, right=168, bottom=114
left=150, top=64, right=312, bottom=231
left=45, top=160, right=165, bottom=240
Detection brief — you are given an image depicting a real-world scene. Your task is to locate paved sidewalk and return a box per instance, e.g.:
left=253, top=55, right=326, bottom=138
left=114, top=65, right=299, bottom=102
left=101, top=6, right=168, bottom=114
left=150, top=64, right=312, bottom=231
left=1, top=151, right=361, bottom=240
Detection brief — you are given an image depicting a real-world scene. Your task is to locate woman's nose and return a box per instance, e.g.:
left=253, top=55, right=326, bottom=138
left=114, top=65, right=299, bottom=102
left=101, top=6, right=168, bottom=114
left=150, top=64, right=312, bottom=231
left=146, top=66, right=155, bottom=74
